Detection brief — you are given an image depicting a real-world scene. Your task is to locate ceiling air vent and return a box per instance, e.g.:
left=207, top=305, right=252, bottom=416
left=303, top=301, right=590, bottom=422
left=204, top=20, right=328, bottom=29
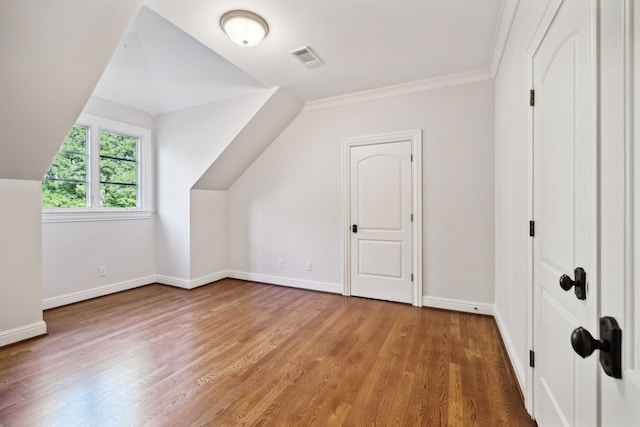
left=290, top=46, right=323, bottom=69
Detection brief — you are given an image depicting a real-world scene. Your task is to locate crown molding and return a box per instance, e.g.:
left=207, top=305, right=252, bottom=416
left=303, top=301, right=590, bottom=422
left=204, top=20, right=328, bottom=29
left=303, top=68, right=493, bottom=112
left=303, top=0, right=520, bottom=113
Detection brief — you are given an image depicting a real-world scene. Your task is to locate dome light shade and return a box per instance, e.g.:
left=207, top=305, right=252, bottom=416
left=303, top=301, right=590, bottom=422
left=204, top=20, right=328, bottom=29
left=221, top=10, right=269, bottom=47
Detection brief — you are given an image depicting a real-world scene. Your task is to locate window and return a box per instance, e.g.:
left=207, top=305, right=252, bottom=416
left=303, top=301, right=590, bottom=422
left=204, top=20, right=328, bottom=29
left=98, top=130, right=138, bottom=208
left=42, top=125, right=89, bottom=208
left=42, top=114, right=152, bottom=222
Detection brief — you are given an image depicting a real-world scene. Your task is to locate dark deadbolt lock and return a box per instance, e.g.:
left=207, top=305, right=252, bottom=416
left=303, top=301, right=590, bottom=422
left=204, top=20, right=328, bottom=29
left=352, top=224, right=358, bottom=233
left=571, top=316, right=622, bottom=379
left=559, top=267, right=587, bottom=300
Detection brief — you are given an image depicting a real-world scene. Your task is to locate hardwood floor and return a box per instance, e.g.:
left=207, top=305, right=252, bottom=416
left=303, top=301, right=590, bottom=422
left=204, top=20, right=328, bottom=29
left=0, top=280, right=534, bottom=426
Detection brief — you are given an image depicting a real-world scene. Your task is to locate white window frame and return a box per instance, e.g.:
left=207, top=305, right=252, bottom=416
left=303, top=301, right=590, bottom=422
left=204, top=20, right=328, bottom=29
left=42, top=113, right=153, bottom=223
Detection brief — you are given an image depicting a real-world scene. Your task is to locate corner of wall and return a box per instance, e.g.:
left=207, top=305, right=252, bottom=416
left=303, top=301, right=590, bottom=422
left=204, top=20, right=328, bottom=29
left=0, top=321, right=47, bottom=348
left=422, top=296, right=495, bottom=315
left=489, top=0, right=521, bottom=77
left=493, top=306, right=527, bottom=399
left=0, top=179, right=47, bottom=346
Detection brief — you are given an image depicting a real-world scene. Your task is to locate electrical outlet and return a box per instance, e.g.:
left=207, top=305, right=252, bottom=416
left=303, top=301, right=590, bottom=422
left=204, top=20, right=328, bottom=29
left=305, top=262, right=312, bottom=271
left=98, top=266, right=107, bottom=277
left=278, top=258, right=284, bottom=268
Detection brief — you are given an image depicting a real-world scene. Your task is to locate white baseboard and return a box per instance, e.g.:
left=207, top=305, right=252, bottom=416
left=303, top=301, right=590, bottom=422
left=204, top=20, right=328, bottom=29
left=227, top=271, right=343, bottom=294
left=43, top=272, right=228, bottom=310
left=190, top=271, right=229, bottom=288
left=0, top=321, right=47, bottom=347
left=494, top=307, right=526, bottom=393
left=155, top=274, right=191, bottom=289
left=155, top=271, right=228, bottom=290
left=422, top=295, right=494, bottom=315
left=43, top=275, right=155, bottom=310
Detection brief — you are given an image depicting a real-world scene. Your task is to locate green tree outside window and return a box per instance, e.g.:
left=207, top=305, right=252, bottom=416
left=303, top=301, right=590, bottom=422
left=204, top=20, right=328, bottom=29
left=100, top=130, right=138, bottom=208
left=43, top=126, right=139, bottom=208
left=42, top=125, right=88, bottom=207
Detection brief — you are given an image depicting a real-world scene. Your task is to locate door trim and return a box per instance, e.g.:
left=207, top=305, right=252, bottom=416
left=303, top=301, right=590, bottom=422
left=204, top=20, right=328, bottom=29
left=526, top=0, right=599, bottom=422
left=342, top=130, right=423, bottom=306
left=631, top=0, right=640, bottom=389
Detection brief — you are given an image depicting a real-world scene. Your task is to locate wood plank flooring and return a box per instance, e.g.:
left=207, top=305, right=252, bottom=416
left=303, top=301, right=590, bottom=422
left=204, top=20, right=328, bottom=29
left=0, top=280, right=534, bottom=426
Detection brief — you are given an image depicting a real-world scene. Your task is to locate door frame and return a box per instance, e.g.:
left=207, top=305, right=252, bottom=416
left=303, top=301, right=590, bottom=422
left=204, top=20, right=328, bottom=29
left=342, top=130, right=423, bottom=307
left=526, top=0, right=599, bottom=422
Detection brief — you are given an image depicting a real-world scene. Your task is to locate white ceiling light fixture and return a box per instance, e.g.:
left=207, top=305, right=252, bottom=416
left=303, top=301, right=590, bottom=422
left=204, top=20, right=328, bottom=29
left=220, top=10, right=269, bottom=47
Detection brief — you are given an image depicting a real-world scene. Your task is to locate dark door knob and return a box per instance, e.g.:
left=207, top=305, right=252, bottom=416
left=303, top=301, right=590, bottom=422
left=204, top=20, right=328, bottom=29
left=571, top=327, right=606, bottom=358
left=570, top=317, right=622, bottom=379
left=559, top=267, right=587, bottom=300
left=352, top=224, right=358, bottom=233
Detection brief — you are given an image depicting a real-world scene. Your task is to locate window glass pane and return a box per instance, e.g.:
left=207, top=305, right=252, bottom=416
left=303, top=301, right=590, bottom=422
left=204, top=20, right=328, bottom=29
left=100, top=183, right=137, bottom=208
left=45, top=152, right=86, bottom=181
left=99, top=130, right=138, bottom=208
left=42, top=125, right=88, bottom=207
left=42, top=181, right=86, bottom=207
left=100, top=158, right=136, bottom=185
left=99, top=131, right=137, bottom=160
left=60, top=125, right=87, bottom=153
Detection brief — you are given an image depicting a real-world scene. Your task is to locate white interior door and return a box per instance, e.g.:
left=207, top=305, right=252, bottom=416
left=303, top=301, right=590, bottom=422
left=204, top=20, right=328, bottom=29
left=349, top=140, right=412, bottom=304
left=531, top=0, right=596, bottom=425
left=599, top=1, right=640, bottom=424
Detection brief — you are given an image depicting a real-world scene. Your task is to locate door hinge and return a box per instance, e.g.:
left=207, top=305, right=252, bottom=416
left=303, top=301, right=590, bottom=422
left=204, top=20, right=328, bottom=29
left=411, top=274, right=414, bottom=282
left=529, top=220, right=535, bottom=237
left=529, top=89, right=535, bottom=106
left=529, top=350, right=535, bottom=367
left=411, top=154, right=413, bottom=162
left=411, top=213, right=414, bottom=222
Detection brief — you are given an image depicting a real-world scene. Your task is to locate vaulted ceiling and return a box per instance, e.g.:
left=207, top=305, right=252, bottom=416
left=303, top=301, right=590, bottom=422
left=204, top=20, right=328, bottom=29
left=0, top=0, right=145, bottom=180
left=92, top=7, right=264, bottom=116
left=94, top=0, right=507, bottom=116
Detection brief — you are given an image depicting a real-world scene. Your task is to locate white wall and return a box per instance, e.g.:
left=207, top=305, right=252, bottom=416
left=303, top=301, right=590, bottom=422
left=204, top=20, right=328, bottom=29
left=0, top=180, right=46, bottom=346
left=83, top=96, right=155, bottom=129
left=0, top=1, right=145, bottom=347
left=154, top=89, right=273, bottom=284
left=190, top=190, right=227, bottom=281
left=228, top=79, right=495, bottom=306
left=42, top=219, right=156, bottom=307
left=42, top=98, right=156, bottom=308
left=493, top=0, right=550, bottom=393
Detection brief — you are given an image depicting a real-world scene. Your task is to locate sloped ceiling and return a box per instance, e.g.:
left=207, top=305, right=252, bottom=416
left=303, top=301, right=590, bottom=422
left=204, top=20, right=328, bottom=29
left=90, top=1, right=508, bottom=116
left=87, top=1, right=510, bottom=190
left=193, top=87, right=303, bottom=190
left=0, top=0, right=145, bottom=180
left=146, top=0, right=505, bottom=102
left=92, top=7, right=265, bottom=116
left=0, top=1, right=510, bottom=182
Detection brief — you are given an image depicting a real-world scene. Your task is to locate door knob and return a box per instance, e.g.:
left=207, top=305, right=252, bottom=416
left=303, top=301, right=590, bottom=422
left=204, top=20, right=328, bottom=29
left=571, top=327, right=605, bottom=358
left=570, top=316, right=622, bottom=379
left=352, top=224, right=358, bottom=233
left=559, top=267, right=587, bottom=300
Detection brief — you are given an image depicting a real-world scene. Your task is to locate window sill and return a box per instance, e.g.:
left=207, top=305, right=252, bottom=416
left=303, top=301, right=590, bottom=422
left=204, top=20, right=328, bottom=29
left=42, top=209, right=153, bottom=223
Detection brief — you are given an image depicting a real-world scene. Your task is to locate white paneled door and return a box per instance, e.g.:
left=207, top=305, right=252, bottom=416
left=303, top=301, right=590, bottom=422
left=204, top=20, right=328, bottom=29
left=531, top=0, right=596, bottom=425
left=349, top=140, right=413, bottom=304
left=598, top=0, right=640, bottom=424
left=532, top=1, right=640, bottom=425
